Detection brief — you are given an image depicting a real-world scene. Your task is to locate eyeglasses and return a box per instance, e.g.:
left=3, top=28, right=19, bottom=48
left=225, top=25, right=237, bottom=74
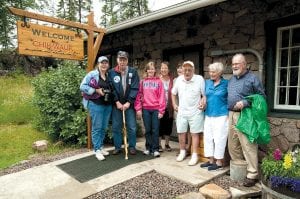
left=231, top=62, right=244, bottom=66
left=232, top=62, right=244, bottom=66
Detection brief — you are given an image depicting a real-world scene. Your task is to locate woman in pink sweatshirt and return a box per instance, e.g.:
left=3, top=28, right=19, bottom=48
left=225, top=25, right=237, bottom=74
left=134, top=61, right=166, bottom=157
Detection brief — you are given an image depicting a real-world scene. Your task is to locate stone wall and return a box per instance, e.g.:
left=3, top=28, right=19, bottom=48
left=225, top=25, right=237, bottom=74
left=100, top=0, right=300, bottom=151
left=101, top=0, right=300, bottom=72
left=267, top=117, right=300, bottom=151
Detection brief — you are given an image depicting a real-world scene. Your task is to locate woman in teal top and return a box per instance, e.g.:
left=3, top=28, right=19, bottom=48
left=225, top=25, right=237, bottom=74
left=200, top=62, right=228, bottom=171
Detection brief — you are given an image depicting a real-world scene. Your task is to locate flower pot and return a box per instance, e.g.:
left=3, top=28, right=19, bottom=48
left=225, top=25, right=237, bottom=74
left=261, top=181, right=298, bottom=199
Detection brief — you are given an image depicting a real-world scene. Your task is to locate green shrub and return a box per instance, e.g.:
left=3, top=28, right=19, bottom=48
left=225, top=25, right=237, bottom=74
left=32, top=62, right=87, bottom=145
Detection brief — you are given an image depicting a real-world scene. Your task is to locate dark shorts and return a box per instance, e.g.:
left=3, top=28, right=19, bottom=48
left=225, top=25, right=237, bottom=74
left=159, top=110, right=173, bottom=137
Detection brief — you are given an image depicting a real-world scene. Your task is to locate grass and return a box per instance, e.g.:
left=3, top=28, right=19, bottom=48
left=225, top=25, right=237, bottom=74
left=0, top=124, right=49, bottom=169
left=0, top=75, right=37, bottom=124
left=0, top=74, right=81, bottom=170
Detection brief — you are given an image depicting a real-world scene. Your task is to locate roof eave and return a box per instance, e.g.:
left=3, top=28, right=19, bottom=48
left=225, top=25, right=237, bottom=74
left=106, top=0, right=227, bottom=34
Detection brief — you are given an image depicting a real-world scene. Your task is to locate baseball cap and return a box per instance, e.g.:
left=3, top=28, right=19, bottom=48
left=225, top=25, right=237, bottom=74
left=182, top=61, right=194, bottom=68
left=117, top=51, right=129, bottom=59
left=98, top=56, right=109, bottom=63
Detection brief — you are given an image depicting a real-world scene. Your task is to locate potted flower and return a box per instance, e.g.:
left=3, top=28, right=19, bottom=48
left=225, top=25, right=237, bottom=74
left=261, top=144, right=300, bottom=198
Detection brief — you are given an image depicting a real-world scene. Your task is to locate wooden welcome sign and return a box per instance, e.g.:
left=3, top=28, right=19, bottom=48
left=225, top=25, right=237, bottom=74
left=17, top=21, right=84, bottom=60
left=10, top=7, right=107, bottom=150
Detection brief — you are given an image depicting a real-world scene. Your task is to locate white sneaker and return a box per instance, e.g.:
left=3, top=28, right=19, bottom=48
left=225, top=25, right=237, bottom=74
left=176, top=151, right=186, bottom=162
left=100, top=148, right=109, bottom=156
left=153, top=151, right=160, bottom=157
left=143, top=150, right=150, bottom=155
left=95, top=150, right=105, bottom=161
left=188, top=155, right=198, bottom=166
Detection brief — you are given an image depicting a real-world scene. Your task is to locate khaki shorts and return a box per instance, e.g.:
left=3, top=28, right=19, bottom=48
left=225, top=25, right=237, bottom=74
left=176, top=112, right=204, bottom=133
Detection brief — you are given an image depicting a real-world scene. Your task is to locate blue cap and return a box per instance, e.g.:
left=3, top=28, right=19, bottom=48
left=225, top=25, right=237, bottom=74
left=98, top=56, right=109, bottom=63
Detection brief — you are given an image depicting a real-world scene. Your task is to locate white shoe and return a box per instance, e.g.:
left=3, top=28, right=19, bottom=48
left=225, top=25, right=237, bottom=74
left=95, top=150, right=105, bottom=161
left=176, top=152, right=186, bottom=162
left=153, top=151, right=160, bottom=157
left=188, top=156, right=198, bottom=166
left=100, top=148, right=109, bottom=156
left=143, top=150, right=150, bottom=155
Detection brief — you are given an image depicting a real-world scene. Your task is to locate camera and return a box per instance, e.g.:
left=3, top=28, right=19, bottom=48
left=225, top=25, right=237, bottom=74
left=103, top=89, right=111, bottom=102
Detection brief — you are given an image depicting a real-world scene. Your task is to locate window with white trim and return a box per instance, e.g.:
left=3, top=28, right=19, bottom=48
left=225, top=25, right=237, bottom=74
left=274, top=24, right=300, bottom=110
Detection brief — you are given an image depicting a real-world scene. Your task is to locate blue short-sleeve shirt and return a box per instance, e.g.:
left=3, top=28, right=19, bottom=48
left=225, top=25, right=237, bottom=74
left=205, top=78, right=228, bottom=116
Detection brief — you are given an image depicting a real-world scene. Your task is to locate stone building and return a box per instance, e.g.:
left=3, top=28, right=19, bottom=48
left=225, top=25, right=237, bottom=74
left=98, top=0, right=300, bottom=155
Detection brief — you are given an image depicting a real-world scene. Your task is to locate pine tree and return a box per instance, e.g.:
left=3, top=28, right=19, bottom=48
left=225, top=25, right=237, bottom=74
left=100, top=0, right=149, bottom=27
left=56, top=0, right=92, bottom=31
left=77, top=0, right=92, bottom=23
left=57, top=0, right=67, bottom=19
left=121, top=0, right=149, bottom=21
left=0, top=0, right=37, bottom=49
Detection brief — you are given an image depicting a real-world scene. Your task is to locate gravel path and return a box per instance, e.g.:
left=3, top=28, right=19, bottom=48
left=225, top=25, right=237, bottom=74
left=0, top=148, right=243, bottom=198
left=85, top=170, right=199, bottom=199
left=84, top=169, right=242, bottom=199
left=0, top=148, right=88, bottom=177
left=211, top=172, right=243, bottom=191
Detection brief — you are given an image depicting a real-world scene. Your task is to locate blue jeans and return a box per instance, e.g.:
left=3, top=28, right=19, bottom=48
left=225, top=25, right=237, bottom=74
left=112, top=106, right=136, bottom=150
left=87, top=101, right=112, bottom=152
left=142, top=109, right=160, bottom=153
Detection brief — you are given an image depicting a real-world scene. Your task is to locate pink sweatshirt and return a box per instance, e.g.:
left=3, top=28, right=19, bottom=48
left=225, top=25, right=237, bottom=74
left=134, top=76, right=166, bottom=115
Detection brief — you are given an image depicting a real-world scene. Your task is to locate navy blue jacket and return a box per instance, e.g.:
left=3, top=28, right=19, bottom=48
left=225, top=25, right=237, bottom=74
left=108, top=65, right=140, bottom=106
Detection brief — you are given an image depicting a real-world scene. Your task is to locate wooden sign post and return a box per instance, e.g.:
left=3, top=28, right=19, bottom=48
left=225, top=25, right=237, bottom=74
left=9, top=7, right=106, bottom=149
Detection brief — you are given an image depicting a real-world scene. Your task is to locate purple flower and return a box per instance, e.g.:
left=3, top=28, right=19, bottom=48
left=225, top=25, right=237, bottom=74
left=273, top=148, right=282, bottom=161
left=270, top=176, right=300, bottom=192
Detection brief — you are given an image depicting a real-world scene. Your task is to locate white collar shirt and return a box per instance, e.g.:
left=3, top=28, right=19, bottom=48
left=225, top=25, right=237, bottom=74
left=171, top=74, right=205, bottom=117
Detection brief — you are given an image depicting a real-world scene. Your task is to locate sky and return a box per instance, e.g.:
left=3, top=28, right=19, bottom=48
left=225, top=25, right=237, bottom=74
left=92, top=0, right=187, bottom=25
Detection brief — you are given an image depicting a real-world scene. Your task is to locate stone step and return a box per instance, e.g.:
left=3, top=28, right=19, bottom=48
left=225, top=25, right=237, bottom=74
left=199, top=183, right=231, bottom=199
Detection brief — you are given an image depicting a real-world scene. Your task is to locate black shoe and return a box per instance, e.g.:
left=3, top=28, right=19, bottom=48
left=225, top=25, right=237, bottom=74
left=165, top=144, right=172, bottom=151
left=200, top=161, right=213, bottom=168
left=112, top=149, right=122, bottom=155
left=208, top=164, right=222, bottom=171
left=243, top=178, right=258, bottom=187
left=129, top=148, right=137, bottom=155
left=159, top=145, right=163, bottom=152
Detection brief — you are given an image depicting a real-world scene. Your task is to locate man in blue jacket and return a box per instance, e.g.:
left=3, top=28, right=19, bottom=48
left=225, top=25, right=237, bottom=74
left=108, top=51, right=140, bottom=155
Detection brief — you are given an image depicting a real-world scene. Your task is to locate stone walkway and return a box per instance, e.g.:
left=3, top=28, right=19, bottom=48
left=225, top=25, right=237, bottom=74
left=0, top=138, right=261, bottom=198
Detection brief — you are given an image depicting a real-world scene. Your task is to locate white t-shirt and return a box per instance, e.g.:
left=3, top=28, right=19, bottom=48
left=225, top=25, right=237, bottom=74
left=171, top=74, right=205, bottom=117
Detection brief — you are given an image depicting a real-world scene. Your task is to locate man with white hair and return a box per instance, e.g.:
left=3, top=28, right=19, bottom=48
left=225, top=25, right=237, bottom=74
left=171, top=61, right=206, bottom=166
left=228, top=53, right=265, bottom=187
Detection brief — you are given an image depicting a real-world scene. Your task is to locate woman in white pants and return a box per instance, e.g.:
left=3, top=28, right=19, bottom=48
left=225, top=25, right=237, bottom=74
left=201, top=62, right=228, bottom=171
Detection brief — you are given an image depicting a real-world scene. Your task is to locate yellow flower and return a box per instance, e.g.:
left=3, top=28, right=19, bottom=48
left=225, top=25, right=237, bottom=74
left=283, top=152, right=293, bottom=169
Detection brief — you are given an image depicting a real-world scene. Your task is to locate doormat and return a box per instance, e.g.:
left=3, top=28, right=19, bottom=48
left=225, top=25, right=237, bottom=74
left=57, top=150, right=154, bottom=183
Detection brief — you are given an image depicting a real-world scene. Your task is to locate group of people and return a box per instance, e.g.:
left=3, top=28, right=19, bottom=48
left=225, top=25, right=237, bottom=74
left=80, top=51, right=265, bottom=187
left=80, top=51, right=174, bottom=160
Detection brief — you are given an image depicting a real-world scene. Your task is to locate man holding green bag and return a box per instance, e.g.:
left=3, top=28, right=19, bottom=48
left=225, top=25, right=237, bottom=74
left=228, top=53, right=266, bottom=187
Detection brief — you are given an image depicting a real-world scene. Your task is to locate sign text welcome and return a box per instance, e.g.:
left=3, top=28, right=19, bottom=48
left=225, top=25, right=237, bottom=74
left=17, top=21, right=84, bottom=60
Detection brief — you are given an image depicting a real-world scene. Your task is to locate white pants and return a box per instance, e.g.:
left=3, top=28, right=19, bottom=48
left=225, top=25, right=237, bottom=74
left=203, top=115, right=228, bottom=159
